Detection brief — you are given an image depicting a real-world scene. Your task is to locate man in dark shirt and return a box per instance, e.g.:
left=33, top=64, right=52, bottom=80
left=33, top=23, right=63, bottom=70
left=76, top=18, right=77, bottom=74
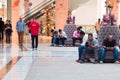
left=50, top=29, right=59, bottom=46
left=0, top=18, right=4, bottom=41
left=100, top=34, right=120, bottom=64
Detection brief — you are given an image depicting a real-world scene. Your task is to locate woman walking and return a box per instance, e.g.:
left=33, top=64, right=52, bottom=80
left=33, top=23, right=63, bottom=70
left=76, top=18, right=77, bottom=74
left=5, top=20, right=12, bottom=43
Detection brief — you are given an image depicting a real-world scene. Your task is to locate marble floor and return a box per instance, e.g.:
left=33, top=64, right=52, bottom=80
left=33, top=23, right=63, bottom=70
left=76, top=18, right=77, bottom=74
left=0, top=35, right=120, bottom=80
left=0, top=41, right=78, bottom=80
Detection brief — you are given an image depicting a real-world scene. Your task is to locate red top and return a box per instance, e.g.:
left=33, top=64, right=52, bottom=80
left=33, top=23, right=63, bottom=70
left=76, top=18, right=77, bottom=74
left=29, top=21, right=40, bottom=36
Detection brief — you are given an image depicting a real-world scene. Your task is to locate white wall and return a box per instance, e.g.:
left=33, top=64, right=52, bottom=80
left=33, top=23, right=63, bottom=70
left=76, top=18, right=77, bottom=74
left=97, top=0, right=106, bottom=21
left=72, top=0, right=97, bottom=25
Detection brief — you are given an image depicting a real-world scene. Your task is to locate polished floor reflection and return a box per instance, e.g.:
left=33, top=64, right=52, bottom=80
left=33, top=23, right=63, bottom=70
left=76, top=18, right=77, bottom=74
left=0, top=40, right=78, bottom=80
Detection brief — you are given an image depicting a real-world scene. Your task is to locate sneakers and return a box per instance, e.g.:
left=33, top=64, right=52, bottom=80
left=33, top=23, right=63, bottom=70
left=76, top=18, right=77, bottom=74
left=76, top=59, right=80, bottom=63
left=114, top=61, right=120, bottom=64
left=99, top=61, right=120, bottom=64
left=93, top=60, right=98, bottom=64
left=79, top=60, right=85, bottom=63
left=76, top=59, right=85, bottom=63
left=76, top=60, right=120, bottom=64
left=100, top=61, right=103, bottom=64
left=35, top=48, right=37, bottom=50
left=53, top=44, right=58, bottom=47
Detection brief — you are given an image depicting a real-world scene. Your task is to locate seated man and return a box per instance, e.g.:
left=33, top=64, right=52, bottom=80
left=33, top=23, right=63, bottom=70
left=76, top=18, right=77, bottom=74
left=72, top=26, right=85, bottom=46
left=51, top=29, right=55, bottom=46
left=100, top=34, right=120, bottom=64
left=50, top=29, right=59, bottom=46
left=76, top=33, right=99, bottom=64
left=57, top=29, right=67, bottom=46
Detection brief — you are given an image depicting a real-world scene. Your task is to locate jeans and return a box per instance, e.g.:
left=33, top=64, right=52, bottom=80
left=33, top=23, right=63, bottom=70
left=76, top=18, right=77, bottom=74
left=31, top=35, right=38, bottom=49
left=78, top=45, right=84, bottom=60
left=53, top=37, right=58, bottom=45
left=100, top=48, right=119, bottom=61
left=51, top=37, right=54, bottom=44
left=57, top=37, right=67, bottom=45
left=6, top=31, right=11, bottom=43
left=78, top=45, right=99, bottom=60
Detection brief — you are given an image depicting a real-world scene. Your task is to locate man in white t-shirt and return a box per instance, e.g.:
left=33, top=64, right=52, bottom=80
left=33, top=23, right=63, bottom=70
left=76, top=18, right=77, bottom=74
left=57, top=29, right=67, bottom=46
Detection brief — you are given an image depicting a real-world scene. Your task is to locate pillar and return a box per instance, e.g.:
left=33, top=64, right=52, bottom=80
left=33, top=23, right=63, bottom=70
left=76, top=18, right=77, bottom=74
left=97, top=0, right=106, bottom=19
left=7, top=0, right=11, bottom=20
left=55, top=0, right=68, bottom=30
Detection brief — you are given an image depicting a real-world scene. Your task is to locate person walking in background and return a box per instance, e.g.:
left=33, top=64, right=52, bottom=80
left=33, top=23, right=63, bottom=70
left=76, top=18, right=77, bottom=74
left=28, top=18, right=33, bottom=40
left=0, top=17, right=4, bottom=41
left=16, top=17, right=26, bottom=51
left=40, top=21, right=43, bottom=35
left=29, top=17, right=40, bottom=50
left=94, top=18, right=101, bottom=34
left=5, top=20, right=12, bottom=43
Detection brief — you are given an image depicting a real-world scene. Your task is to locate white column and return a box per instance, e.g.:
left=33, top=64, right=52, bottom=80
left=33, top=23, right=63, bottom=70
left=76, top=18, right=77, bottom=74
left=97, top=0, right=101, bottom=19
left=7, top=0, right=11, bottom=20
left=97, top=0, right=106, bottom=19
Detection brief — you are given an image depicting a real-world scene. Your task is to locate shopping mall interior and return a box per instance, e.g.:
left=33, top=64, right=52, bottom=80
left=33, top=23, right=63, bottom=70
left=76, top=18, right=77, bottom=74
left=0, top=0, right=120, bottom=80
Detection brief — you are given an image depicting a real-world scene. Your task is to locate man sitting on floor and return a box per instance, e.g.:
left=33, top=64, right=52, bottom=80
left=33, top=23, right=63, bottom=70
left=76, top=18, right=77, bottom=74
left=57, top=29, right=67, bottom=46
left=50, top=29, right=59, bottom=46
left=100, top=34, right=120, bottom=64
left=76, top=33, right=99, bottom=64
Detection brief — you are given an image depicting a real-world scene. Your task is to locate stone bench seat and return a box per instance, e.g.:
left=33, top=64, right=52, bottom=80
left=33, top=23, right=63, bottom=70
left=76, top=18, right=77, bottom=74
left=86, top=50, right=120, bottom=62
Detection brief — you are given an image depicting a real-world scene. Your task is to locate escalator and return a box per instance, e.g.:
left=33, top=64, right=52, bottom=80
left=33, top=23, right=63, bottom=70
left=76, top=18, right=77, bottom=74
left=20, top=0, right=55, bottom=36
left=20, top=0, right=55, bottom=24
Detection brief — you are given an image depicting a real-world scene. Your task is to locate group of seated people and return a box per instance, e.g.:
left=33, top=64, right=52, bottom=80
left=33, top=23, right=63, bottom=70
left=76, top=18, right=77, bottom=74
left=51, top=29, right=67, bottom=46
left=51, top=26, right=85, bottom=47
left=51, top=26, right=120, bottom=63
left=76, top=33, right=120, bottom=64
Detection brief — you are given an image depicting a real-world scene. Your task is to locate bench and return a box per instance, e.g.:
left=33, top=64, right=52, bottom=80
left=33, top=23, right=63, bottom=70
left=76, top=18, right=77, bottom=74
left=86, top=50, right=120, bottom=62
